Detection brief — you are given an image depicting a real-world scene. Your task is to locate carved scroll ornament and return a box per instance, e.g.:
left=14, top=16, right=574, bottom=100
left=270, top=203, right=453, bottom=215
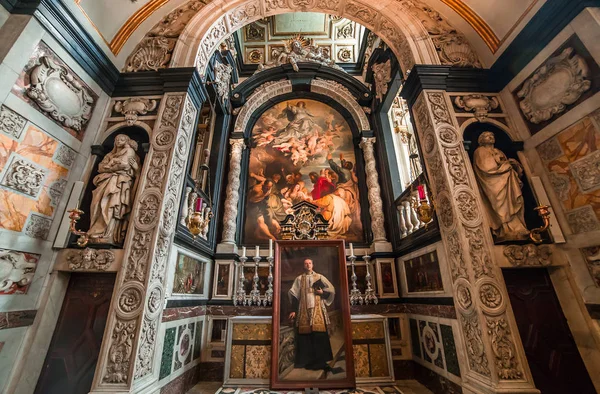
left=26, top=56, right=95, bottom=131
left=454, top=94, right=499, bottom=121
left=114, top=98, right=157, bottom=125
left=517, top=48, right=591, bottom=124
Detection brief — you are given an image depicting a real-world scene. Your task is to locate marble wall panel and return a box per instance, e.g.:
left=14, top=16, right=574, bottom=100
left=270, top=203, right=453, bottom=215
left=408, top=315, right=462, bottom=385
left=11, top=41, right=98, bottom=141
left=0, top=118, right=73, bottom=239
left=536, top=109, right=600, bottom=234
left=159, top=315, right=205, bottom=384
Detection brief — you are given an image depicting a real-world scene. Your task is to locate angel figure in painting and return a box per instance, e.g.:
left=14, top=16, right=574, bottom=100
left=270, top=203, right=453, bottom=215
left=88, top=134, right=140, bottom=244
left=473, top=131, right=529, bottom=241
left=273, top=101, right=322, bottom=145
left=288, top=258, right=335, bottom=372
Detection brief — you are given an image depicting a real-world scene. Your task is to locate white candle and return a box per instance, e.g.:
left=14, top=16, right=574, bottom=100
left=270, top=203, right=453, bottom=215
left=350, top=243, right=354, bottom=256
left=255, top=245, right=260, bottom=257
left=269, top=239, right=273, bottom=258
left=242, top=246, right=246, bottom=258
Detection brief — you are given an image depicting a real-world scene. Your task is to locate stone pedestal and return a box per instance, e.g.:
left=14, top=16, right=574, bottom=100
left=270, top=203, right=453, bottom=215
left=90, top=93, right=198, bottom=393
left=411, top=90, right=538, bottom=393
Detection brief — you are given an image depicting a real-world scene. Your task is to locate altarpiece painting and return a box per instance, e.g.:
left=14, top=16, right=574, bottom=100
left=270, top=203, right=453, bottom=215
left=244, top=99, right=363, bottom=244
left=271, top=240, right=355, bottom=389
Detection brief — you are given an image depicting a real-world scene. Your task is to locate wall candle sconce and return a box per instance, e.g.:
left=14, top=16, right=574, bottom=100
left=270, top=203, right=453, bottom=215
left=186, top=149, right=213, bottom=239
left=414, top=184, right=434, bottom=225
left=67, top=208, right=90, bottom=247
left=530, top=205, right=551, bottom=244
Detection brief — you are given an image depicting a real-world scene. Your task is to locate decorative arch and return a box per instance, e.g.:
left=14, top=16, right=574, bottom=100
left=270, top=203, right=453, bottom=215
left=233, top=78, right=370, bottom=133
left=170, top=0, right=433, bottom=75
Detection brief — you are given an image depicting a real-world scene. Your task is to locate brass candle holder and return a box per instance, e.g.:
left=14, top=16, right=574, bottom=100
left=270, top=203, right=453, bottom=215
left=529, top=205, right=551, bottom=244
left=67, top=208, right=90, bottom=247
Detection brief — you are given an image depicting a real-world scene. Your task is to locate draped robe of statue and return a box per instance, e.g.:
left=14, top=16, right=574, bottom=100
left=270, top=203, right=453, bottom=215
left=88, top=134, right=140, bottom=244
left=289, top=271, right=335, bottom=370
left=473, top=131, right=529, bottom=240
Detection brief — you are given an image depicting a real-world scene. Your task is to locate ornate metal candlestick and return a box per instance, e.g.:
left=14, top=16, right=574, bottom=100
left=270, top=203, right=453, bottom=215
left=363, top=255, right=378, bottom=305
left=349, top=253, right=363, bottom=305
left=530, top=205, right=551, bottom=243
left=67, top=208, right=90, bottom=247
left=249, top=254, right=262, bottom=306
left=264, top=254, right=274, bottom=306
left=234, top=252, right=248, bottom=306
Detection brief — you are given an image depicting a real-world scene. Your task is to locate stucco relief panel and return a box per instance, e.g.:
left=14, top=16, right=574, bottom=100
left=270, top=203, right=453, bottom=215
left=536, top=111, right=600, bottom=234
left=11, top=41, right=98, bottom=141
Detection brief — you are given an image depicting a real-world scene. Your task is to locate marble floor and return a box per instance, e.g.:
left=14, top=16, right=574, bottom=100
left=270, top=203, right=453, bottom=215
left=186, top=381, right=433, bottom=394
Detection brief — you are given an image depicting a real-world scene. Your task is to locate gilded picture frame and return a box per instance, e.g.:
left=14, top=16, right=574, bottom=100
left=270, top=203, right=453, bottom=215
left=271, top=239, right=355, bottom=390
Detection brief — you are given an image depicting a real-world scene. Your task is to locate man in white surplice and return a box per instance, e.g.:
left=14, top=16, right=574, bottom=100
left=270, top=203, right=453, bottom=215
left=288, top=258, right=335, bottom=371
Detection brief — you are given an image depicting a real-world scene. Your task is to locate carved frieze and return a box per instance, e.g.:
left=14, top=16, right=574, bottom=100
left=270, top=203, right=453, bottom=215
left=566, top=205, right=600, bottom=234
left=26, top=56, right=95, bottom=131
left=454, top=95, right=499, bottom=122
left=486, top=317, right=522, bottom=380
left=0, top=105, right=27, bottom=140
left=114, top=98, right=158, bottom=126
left=24, top=213, right=52, bottom=240
left=67, top=248, right=115, bottom=271
left=517, top=48, right=591, bottom=124
left=0, top=155, right=47, bottom=198
left=461, top=313, right=491, bottom=377
left=103, top=320, right=136, bottom=383
left=503, top=244, right=552, bottom=267
left=569, top=150, right=600, bottom=193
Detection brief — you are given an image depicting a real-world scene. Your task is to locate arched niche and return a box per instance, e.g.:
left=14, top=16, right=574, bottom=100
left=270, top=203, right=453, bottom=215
left=71, top=126, right=150, bottom=248
left=462, top=122, right=546, bottom=243
left=237, top=94, right=371, bottom=246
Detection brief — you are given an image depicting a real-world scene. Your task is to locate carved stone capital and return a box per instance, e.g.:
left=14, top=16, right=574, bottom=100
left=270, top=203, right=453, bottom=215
left=454, top=94, right=499, bottom=122
left=114, top=98, right=158, bottom=126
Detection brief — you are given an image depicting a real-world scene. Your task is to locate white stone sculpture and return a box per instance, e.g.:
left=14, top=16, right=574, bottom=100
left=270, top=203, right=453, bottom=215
left=473, top=132, right=529, bottom=241
left=26, top=56, right=95, bottom=131
left=0, top=250, right=37, bottom=292
left=88, top=134, right=141, bottom=244
left=213, top=62, right=233, bottom=103
left=372, top=59, right=392, bottom=102
left=517, top=48, right=591, bottom=124
left=256, top=34, right=344, bottom=73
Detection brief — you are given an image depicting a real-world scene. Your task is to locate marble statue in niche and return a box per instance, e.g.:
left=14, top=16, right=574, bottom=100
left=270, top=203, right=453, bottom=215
left=88, top=134, right=141, bottom=244
left=473, top=132, right=529, bottom=241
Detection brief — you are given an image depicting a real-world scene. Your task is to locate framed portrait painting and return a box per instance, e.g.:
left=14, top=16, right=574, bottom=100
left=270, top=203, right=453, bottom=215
left=271, top=240, right=355, bottom=390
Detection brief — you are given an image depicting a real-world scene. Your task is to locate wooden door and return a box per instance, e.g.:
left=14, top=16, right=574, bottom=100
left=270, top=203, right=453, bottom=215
left=503, top=268, right=595, bottom=394
left=35, top=273, right=116, bottom=394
